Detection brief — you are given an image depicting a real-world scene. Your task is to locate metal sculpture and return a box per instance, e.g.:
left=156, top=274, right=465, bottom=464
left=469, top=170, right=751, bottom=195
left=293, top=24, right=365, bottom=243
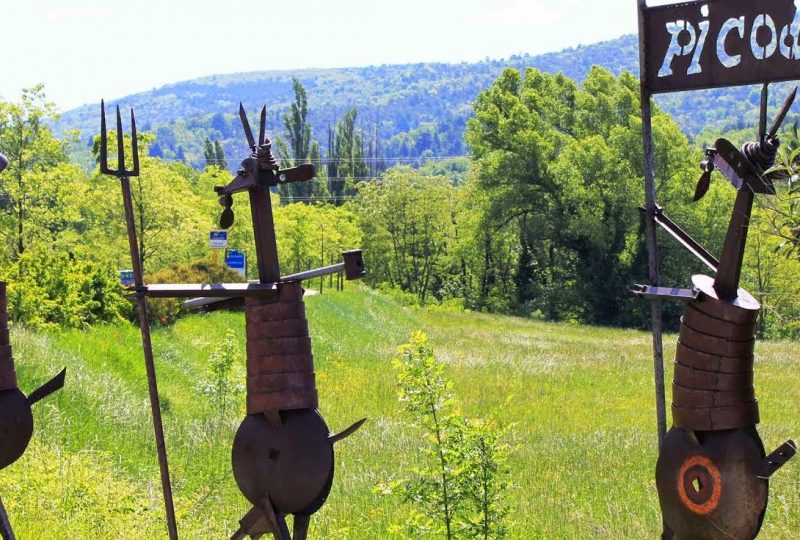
left=633, top=87, right=797, bottom=539
left=0, top=283, right=66, bottom=540
left=0, top=154, right=7, bottom=173
left=98, top=102, right=366, bottom=539
left=217, top=104, right=366, bottom=540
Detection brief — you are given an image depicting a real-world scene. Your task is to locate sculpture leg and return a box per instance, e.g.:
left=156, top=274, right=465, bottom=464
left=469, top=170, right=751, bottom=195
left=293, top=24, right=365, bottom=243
left=293, top=515, right=310, bottom=540
left=0, top=497, right=15, bottom=540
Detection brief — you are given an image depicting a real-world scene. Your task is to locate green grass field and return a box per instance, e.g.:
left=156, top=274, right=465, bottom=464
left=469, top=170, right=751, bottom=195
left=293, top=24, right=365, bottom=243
left=1, top=286, right=798, bottom=538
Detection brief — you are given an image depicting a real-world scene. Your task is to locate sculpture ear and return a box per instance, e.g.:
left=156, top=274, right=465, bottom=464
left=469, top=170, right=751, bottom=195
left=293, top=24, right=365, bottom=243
left=329, top=418, right=367, bottom=444
left=27, top=368, right=66, bottom=406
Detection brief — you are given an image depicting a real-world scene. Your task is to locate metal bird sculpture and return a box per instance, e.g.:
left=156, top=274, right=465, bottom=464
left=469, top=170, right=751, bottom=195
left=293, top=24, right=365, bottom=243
left=98, top=101, right=367, bottom=539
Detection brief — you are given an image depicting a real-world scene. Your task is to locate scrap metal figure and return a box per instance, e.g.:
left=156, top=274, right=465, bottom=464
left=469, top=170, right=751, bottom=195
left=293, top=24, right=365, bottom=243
left=0, top=285, right=66, bottom=540
left=217, top=105, right=366, bottom=540
left=633, top=87, right=797, bottom=539
left=98, top=103, right=366, bottom=539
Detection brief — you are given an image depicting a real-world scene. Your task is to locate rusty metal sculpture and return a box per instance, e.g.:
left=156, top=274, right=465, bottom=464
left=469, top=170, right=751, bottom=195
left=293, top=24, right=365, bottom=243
left=0, top=286, right=66, bottom=540
left=218, top=105, right=366, bottom=540
left=633, top=87, right=797, bottom=539
left=99, top=102, right=366, bottom=539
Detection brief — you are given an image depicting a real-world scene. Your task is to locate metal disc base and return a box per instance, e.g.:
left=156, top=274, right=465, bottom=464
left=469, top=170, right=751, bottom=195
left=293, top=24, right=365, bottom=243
left=656, top=427, right=767, bottom=539
left=232, top=409, right=334, bottom=515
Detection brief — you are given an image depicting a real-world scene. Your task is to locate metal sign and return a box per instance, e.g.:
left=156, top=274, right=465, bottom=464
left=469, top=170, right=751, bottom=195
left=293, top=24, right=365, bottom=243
left=643, top=0, right=800, bottom=93
left=120, top=270, right=135, bottom=287
left=209, top=230, right=228, bottom=249
left=225, top=250, right=247, bottom=278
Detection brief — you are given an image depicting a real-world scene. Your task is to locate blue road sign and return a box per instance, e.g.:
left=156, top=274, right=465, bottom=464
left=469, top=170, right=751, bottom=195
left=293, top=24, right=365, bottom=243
left=120, top=270, right=135, bottom=287
left=226, top=250, right=247, bottom=278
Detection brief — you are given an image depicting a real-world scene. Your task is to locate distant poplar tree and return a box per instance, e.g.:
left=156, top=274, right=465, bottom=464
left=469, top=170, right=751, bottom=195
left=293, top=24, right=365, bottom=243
left=276, top=78, right=326, bottom=203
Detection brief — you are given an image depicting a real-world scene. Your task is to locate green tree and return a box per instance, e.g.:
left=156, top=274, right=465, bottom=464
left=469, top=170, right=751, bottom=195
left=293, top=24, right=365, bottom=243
left=356, top=167, right=456, bottom=304
left=466, top=67, right=719, bottom=325
left=276, top=78, right=326, bottom=203
left=328, top=108, right=369, bottom=205
left=0, top=86, right=71, bottom=260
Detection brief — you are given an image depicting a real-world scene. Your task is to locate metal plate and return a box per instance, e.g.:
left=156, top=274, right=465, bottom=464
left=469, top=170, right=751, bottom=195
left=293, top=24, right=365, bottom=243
left=657, top=428, right=767, bottom=539
left=674, top=362, right=754, bottom=391
left=673, top=383, right=755, bottom=408
left=683, top=304, right=755, bottom=342
left=246, top=302, right=306, bottom=323
left=246, top=337, right=312, bottom=358
left=246, top=388, right=319, bottom=415
left=0, top=389, right=33, bottom=470
left=672, top=400, right=759, bottom=431
left=642, top=0, right=800, bottom=93
left=247, top=372, right=316, bottom=393
left=232, top=409, right=333, bottom=514
left=246, top=319, right=309, bottom=340
left=692, top=275, right=759, bottom=324
left=675, top=342, right=754, bottom=374
left=247, top=355, right=315, bottom=376
left=679, top=324, right=754, bottom=357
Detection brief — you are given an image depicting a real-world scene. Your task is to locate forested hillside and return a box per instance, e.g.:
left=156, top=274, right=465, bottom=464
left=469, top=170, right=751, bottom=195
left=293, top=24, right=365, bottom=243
left=53, top=33, right=800, bottom=172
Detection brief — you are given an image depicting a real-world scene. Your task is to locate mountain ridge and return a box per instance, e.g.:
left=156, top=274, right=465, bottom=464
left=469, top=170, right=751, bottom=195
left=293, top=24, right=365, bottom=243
left=54, top=34, right=786, bottom=170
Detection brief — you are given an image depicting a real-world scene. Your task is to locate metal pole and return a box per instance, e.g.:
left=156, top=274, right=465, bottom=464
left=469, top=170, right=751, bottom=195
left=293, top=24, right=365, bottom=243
left=120, top=177, right=179, bottom=540
left=0, top=497, right=15, bottom=540
left=638, top=0, right=667, bottom=449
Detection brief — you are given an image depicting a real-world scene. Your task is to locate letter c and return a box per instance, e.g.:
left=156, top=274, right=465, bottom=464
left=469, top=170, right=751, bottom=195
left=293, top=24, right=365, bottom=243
left=751, top=14, right=778, bottom=59
left=717, top=17, right=745, bottom=68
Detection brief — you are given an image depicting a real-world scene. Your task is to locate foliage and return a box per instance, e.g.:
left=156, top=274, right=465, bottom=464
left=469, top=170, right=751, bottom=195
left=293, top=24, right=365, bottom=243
left=145, top=260, right=244, bottom=325
left=0, top=85, right=72, bottom=260
left=356, top=168, right=458, bottom=304
left=275, top=78, right=327, bottom=203
left=1, top=249, right=127, bottom=329
left=386, top=332, right=510, bottom=539
left=198, top=328, right=244, bottom=416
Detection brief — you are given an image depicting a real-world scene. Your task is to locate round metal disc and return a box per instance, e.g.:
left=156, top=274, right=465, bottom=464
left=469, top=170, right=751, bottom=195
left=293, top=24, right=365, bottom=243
left=657, top=427, right=767, bottom=539
left=0, top=388, right=33, bottom=470
left=232, top=409, right=334, bottom=514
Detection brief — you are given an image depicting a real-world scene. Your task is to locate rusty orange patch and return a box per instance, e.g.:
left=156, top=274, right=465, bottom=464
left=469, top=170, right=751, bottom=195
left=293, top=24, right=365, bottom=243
left=677, top=455, right=722, bottom=516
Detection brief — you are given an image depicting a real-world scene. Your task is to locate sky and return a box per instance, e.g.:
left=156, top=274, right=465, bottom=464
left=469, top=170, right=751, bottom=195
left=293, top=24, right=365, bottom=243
left=1, top=0, right=657, bottom=111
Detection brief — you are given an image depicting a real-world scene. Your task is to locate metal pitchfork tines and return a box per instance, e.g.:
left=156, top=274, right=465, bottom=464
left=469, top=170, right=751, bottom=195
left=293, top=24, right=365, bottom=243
left=99, top=100, right=178, bottom=540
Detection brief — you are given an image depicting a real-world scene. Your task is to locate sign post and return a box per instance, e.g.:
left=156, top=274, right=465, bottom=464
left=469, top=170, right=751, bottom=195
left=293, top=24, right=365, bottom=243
left=209, top=230, right=229, bottom=265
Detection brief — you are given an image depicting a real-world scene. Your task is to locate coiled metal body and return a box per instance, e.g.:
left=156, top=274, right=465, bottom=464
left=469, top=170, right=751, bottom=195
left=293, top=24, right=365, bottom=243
left=657, top=276, right=768, bottom=540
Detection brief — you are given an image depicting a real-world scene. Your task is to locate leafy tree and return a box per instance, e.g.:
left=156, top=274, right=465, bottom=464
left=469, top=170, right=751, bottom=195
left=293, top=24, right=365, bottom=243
left=328, top=108, right=369, bottom=205
left=383, top=332, right=510, bottom=539
left=275, top=78, right=326, bottom=203
left=356, top=167, right=456, bottom=304
left=0, top=86, right=71, bottom=260
left=466, top=67, right=721, bottom=325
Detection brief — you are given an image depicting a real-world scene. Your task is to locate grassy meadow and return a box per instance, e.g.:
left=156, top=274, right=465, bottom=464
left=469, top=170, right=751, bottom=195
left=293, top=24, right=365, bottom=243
left=1, top=286, right=798, bottom=538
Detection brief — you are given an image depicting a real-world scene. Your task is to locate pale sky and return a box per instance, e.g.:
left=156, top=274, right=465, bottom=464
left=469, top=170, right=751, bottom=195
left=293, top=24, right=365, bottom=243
left=2, top=0, right=655, bottom=111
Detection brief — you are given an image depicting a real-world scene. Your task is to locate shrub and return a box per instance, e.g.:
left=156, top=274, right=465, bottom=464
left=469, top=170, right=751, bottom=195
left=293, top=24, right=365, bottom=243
left=3, top=250, right=128, bottom=329
left=144, top=260, right=245, bottom=325
left=382, top=332, right=510, bottom=539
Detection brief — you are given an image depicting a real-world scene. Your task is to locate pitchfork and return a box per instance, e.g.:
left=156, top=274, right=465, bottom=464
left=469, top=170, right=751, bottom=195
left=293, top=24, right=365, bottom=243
left=99, top=100, right=179, bottom=540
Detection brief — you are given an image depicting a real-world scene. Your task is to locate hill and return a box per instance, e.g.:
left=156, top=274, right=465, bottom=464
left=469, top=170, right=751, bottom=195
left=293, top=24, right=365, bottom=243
left=54, top=33, right=799, bottom=171
left=2, top=286, right=798, bottom=537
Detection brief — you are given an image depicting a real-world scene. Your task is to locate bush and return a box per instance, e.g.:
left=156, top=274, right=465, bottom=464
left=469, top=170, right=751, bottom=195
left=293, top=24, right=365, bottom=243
left=3, top=250, right=128, bottom=329
left=380, top=332, right=510, bottom=539
left=144, top=260, right=245, bottom=325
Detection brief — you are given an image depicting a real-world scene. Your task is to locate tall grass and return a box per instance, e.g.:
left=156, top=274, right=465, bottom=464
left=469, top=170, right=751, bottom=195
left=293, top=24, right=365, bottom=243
left=0, top=285, right=797, bottom=538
